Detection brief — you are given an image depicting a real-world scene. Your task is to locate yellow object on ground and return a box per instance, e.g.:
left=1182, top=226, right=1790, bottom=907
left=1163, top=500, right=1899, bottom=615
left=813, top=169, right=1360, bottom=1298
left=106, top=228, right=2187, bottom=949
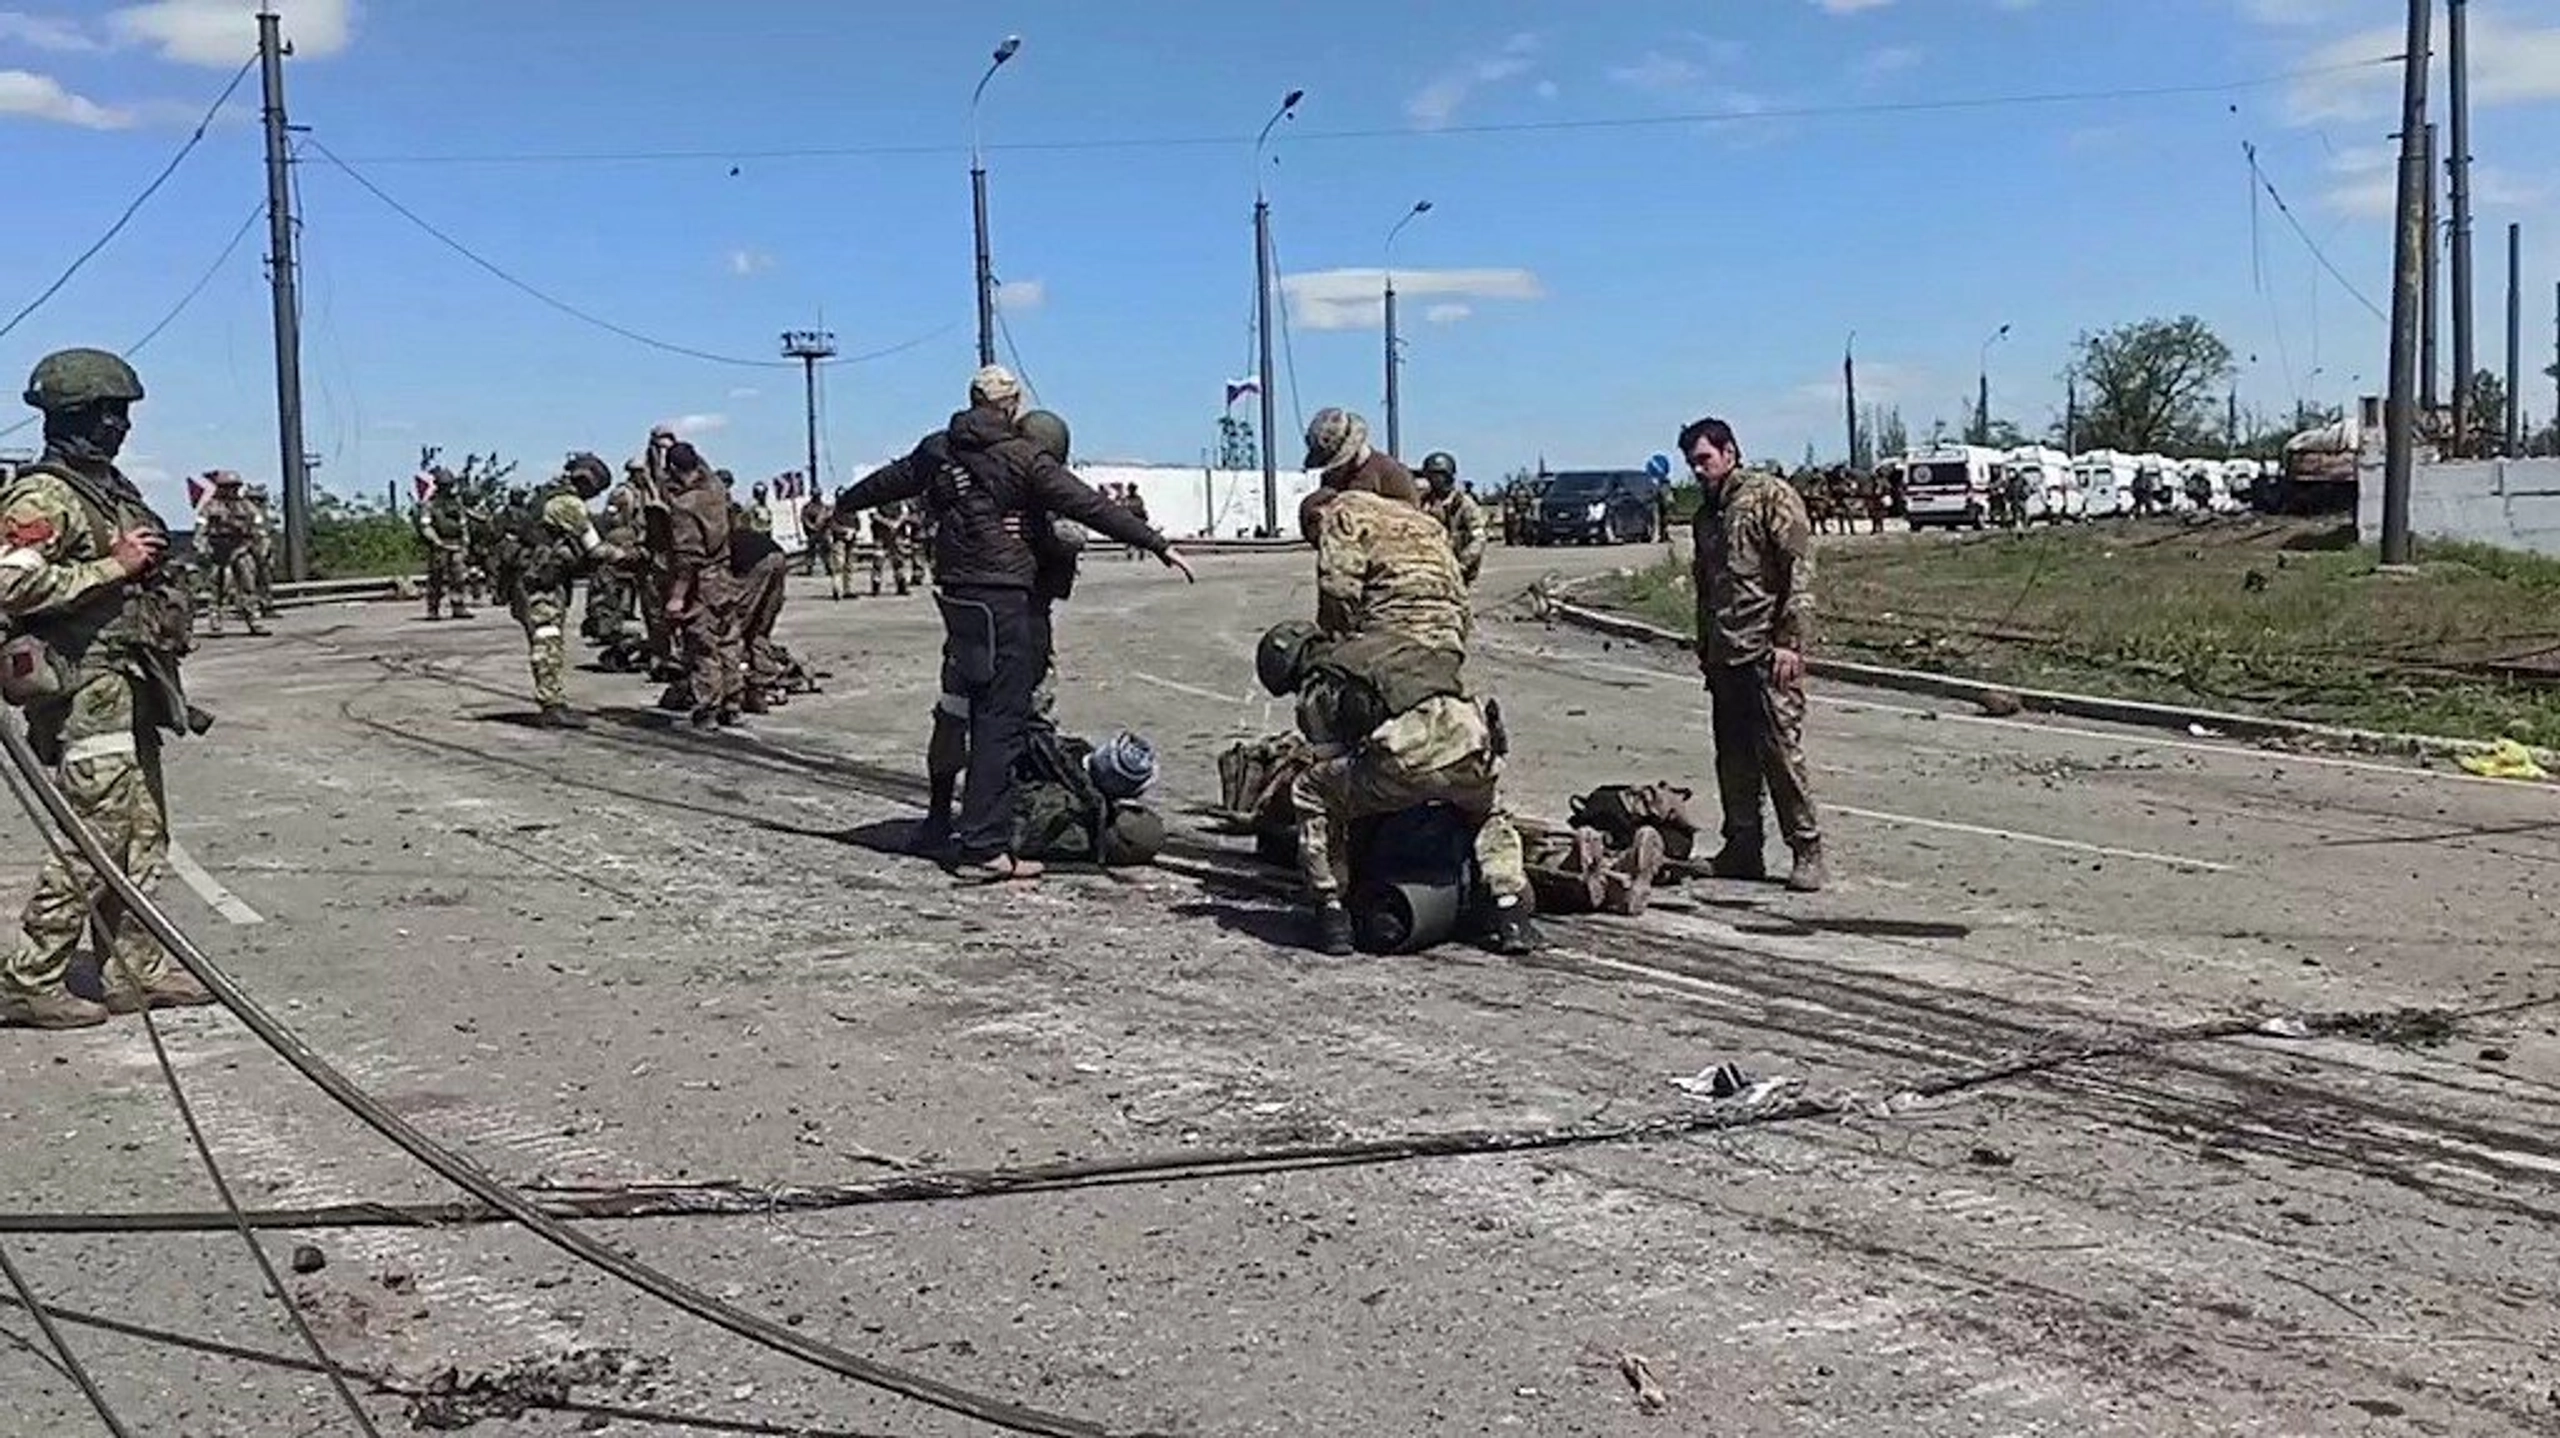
left=2456, top=739, right=2551, bottom=781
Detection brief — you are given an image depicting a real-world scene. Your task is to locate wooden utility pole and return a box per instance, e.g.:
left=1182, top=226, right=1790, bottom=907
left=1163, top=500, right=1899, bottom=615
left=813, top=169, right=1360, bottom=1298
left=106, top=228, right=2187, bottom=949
left=2379, top=0, right=2431, bottom=564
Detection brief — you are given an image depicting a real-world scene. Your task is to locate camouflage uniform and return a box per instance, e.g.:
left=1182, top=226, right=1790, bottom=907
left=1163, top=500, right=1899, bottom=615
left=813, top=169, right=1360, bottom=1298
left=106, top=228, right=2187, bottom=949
left=417, top=491, right=473, bottom=619
left=245, top=483, right=279, bottom=613
left=798, top=496, right=828, bottom=576
left=826, top=502, right=862, bottom=599
left=1423, top=489, right=1487, bottom=585
left=193, top=480, right=267, bottom=636
left=869, top=500, right=923, bottom=596
left=584, top=474, right=643, bottom=651
left=667, top=465, right=743, bottom=723
left=1311, top=489, right=1471, bottom=654
left=0, top=349, right=212, bottom=1026
left=1692, top=466, right=1822, bottom=873
left=510, top=458, right=626, bottom=721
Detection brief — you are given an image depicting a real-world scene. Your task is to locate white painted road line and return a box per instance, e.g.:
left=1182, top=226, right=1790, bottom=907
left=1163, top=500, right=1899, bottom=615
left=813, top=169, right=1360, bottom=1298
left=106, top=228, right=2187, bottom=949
left=1828, top=804, right=2230, bottom=873
left=167, top=840, right=265, bottom=925
left=1132, top=670, right=1247, bottom=705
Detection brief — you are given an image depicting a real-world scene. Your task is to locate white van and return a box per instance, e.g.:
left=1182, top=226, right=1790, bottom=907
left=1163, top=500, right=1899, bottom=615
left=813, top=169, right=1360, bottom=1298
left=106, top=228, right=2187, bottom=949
left=2004, top=445, right=2077, bottom=523
left=1903, top=444, right=2005, bottom=529
left=2073, top=450, right=2137, bottom=519
left=2217, top=459, right=2262, bottom=512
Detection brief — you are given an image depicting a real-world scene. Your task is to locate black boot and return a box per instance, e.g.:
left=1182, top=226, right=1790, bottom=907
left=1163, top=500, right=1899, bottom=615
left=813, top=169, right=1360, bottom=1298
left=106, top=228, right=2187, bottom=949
left=1485, top=896, right=1542, bottom=956
left=1306, top=902, right=1355, bottom=957
left=1707, top=837, right=1768, bottom=881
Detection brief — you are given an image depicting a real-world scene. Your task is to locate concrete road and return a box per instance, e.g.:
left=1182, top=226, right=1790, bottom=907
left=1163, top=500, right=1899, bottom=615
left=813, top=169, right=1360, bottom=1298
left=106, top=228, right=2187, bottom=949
left=2, top=536, right=2555, bottom=1436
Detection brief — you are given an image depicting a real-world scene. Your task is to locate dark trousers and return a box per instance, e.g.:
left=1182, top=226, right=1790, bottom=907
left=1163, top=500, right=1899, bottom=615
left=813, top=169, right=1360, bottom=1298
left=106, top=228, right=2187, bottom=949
left=1707, top=659, right=1820, bottom=851
left=937, top=586, right=1044, bottom=862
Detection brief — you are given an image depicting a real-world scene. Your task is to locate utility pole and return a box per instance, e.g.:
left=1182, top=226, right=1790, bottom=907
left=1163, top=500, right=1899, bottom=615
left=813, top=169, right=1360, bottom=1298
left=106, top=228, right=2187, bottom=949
left=2421, top=122, right=2440, bottom=417
left=257, top=9, right=311, bottom=581
left=2505, top=222, right=2523, bottom=457
left=781, top=329, right=836, bottom=502
left=2552, top=281, right=2559, bottom=458
left=2380, top=0, right=2431, bottom=565
left=1843, top=333, right=1860, bottom=468
left=2449, top=0, right=2476, bottom=457
left=969, top=36, right=1019, bottom=369
left=1382, top=199, right=1429, bottom=460
left=1252, top=90, right=1302, bottom=537
left=1975, top=323, right=2009, bottom=447
left=2065, top=373, right=2078, bottom=454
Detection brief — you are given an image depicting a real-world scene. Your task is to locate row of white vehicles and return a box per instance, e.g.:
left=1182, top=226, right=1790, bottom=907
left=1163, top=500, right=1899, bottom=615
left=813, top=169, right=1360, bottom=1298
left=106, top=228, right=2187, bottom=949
left=1899, top=444, right=2263, bottom=530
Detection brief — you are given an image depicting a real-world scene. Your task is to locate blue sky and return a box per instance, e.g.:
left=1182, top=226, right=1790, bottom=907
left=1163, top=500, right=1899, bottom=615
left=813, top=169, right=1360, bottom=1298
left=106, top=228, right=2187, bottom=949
left=3, top=0, right=2557, bottom=517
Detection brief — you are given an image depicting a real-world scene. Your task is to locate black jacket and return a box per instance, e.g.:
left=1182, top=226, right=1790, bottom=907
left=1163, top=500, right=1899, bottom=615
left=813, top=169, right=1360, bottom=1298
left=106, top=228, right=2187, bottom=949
left=836, top=407, right=1168, bottom=592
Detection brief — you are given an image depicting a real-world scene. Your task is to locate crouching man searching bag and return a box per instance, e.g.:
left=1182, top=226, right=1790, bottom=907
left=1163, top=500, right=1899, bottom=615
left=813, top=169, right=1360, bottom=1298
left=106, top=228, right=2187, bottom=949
left=1255, top=620, right=1540, bottom=958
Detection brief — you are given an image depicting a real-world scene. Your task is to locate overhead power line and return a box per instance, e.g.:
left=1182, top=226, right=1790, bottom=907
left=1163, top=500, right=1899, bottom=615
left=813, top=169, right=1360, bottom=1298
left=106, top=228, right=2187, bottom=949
left=2245, top=143, right=2389, bottom=324
left=0, top=54, right=256, bottom=343
left=326, top=55, right=2403, bottom=168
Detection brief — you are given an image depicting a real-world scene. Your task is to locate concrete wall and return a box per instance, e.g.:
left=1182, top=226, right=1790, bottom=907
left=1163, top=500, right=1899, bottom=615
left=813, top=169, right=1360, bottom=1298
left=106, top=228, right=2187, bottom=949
left=2359, top=458, right=2560, bottom=556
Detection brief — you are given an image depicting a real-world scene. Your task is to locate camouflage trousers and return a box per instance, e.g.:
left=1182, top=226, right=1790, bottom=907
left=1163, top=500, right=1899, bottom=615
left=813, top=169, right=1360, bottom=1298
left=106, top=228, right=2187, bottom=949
left=514, top=584, right=571, bottom=710
left=680, top=571, right=745, bottom=715
left=870, top=538, right=923, bottom=595
left=1289, top=749, right=1529, bottom=904
left=827, top=534, right=861, bottom=597
left=205, top=544, right=262, bottom=634
left=424, top=547, right=471, bottom=617
left=251, top=537, right=276, bottom=613
left=584, top=567, right=634, bottom=645
left=735, top=553, right=789, bottom=693
left=1707, top=659, right=1820, bottom=850
left=4, top=675, right=173, bottom=1000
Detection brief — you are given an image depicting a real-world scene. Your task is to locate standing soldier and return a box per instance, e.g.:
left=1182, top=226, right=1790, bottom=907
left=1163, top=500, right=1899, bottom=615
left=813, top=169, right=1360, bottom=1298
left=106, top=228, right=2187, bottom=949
left=798, top=487, right=828, bottom=577
left=583, top=460, right=644, bottom=655
left=0, top=348, right=215, bottom=1027
left=826, top=493, right=862, bottom=600
left=1416, top=452, right=1487, bottom=585
left=506, top=452, right=629, bottom=727
left=193, top=470, right=268, bottom=637
left=1684, top=417, right=1825, bottom=893
left=663, top=442, right=743, bottom=727
left=870, top=498, right=917, bottom=596
left=416, top=475, right=474, bottom=620
left=744, top=480, right=774, bottom=534
left=633, top=428, right=680, bottom=679
left=1120, top=485, right=1151, bottom=561
left=244, top=482, right=280, bottom=614
left=729, top=484, right=791, bottom=713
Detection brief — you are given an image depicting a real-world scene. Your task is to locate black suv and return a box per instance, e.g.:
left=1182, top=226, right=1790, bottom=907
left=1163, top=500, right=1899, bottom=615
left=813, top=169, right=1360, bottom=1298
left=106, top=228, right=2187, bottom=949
left=1527, top=470, right=1661, bottom=545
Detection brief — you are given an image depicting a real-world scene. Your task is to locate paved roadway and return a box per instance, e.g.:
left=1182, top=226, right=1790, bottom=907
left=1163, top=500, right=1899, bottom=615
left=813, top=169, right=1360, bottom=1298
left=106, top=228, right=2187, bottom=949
left=2, top=536, right=2556, bottom=1436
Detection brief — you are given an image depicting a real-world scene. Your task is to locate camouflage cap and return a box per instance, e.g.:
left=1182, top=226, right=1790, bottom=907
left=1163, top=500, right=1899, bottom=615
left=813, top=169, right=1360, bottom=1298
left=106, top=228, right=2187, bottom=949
left=970, top=364, right=1023, bottom=409
left=1303, top=407, right=1370, bottom=472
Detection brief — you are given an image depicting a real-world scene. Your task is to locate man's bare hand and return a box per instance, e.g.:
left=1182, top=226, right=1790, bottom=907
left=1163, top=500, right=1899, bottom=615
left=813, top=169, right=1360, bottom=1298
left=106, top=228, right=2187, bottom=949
left=1771, top=647, right=1806, bottom=688
left=1159, top=547, right=1196, bottom=583
left=108, top=528, right=166, bottom=577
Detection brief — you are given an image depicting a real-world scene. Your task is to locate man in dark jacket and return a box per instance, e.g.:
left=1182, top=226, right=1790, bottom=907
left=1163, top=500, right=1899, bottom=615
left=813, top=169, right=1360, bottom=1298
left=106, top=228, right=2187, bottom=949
left=836, top=366, right=1194, bottom=881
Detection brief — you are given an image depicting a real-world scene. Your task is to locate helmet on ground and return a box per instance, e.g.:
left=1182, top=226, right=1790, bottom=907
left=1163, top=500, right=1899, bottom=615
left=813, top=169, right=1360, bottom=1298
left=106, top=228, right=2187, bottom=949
left=1256, top=620, right=1323, bottom=696
left=1420, top=451, right=1458, bottom=481
left=23, top=348, right=144, bottom=411
left=1102, top=806, right=1166, bottom=866
left=1018, top=409, right=1071, bottom=464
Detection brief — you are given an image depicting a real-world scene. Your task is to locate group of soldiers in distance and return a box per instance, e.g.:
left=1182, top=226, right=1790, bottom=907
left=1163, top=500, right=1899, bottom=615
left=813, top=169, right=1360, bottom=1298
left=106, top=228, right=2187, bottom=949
left=1490, top=462, right=1900, bottom=544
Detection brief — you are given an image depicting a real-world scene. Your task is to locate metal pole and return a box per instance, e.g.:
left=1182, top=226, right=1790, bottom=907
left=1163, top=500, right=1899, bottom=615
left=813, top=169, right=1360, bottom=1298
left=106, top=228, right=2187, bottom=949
left=1255, top=199, right=1278, bottom=535
left=2449, top=0, right=2475, bottom=457
left=2064, top=374, right=2078, bottom=454
left=2552, top=280, right=2559, bottom=457
left=257, top=10, right=311, bottom=581
left=1382, top=279, right=1400, bottom=459
left=1843, top=334, right=1859, bottom=468
left=2380, top=0, right=2432, bottom=565
left=1975, top=369, right=1989, bottom=446
left=2506, top=221, right=2524, bottom=457
left=971, top=167, right=995, bottom=368
left=802, top=356, right=822, bottom=490
left=2421, top=122, right=2439, bottom=417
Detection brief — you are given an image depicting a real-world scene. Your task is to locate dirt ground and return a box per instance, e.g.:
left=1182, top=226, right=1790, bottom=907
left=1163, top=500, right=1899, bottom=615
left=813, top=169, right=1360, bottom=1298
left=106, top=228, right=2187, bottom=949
left=1, top=538, right=2556, bottom=1436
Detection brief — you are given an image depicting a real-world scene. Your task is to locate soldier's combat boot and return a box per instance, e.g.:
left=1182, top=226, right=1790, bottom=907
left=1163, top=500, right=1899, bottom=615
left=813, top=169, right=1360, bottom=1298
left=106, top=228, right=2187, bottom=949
left=2, top=988, right=111, bottom=1029
left=1707, top=837, right=1768, bottom=881
left=104, top=969, right=216, bottom=1014
left=245, top=617, right=269, bottom=637
left=716, top=708, right=744, bottom=727
left=741, top=691, right=770, bottom=715
left=1786, top=842, right=1829, bottom=894
left=534, top=704, right=579, bottom=730
left=690, top=707, right=719, bottom=730
left=1306, top=902, right=1356, bottom=957
left=911, top=810, right=954, bottom=858
left=1485, top=896, right=1542, bottom=956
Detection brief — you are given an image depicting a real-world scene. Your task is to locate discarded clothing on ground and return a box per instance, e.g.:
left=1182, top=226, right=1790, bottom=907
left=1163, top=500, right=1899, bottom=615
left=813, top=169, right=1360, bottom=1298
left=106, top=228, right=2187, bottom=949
left=2456, top=738, right=2549, bottom=782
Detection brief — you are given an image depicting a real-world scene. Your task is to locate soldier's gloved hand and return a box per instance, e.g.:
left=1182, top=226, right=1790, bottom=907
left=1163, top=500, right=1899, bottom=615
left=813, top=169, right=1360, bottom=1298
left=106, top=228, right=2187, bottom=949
left=109, top=527, right=167, bottom=577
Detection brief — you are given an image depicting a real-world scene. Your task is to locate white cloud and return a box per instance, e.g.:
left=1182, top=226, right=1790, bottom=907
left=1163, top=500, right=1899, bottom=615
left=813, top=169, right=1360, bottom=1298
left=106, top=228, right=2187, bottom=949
left=1610, top=52, right=1704, bottom=93
left=725, top=248, right=773, bottom=277
left=2281, top=9, right=2560, bottom=124
left=725, top=387, right=760, bottom=401
left=995, top=277, right=1046, bottom=312
left=0, top=12, right=102, bottom=50
left=1282, top=266, right=1544, bottom=331
left=1811, top=0, right=1895, bottom=13
left=1853, top=44, right=1923, bottom=78
left=1424, top=303, right=1473, bottom=326
left=1534, top=79, right=1559, bottom=100
left=109, top=0, right=352, bottom=67
left=2240, top=0, right=2361, bottom=26
left=1406, top=31, right=1539, bottom=130
left=668, top=413, right=728, bottom=436
left=0, top=68, right=132, bottom=127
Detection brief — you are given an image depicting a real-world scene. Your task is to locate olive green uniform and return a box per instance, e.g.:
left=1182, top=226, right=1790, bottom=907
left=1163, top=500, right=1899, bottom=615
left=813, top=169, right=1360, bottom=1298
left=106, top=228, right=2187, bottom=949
left=193, top=489, right=267, bottom=635
left=1692, top=469, right=1821, bottom=854
left=417, top=493, right=473, bottom=618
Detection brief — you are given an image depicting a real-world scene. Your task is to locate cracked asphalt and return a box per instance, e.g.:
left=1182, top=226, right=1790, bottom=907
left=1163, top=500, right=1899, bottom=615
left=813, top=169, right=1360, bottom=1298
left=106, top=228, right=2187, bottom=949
left=2, top=535, right=2556, bottom=1436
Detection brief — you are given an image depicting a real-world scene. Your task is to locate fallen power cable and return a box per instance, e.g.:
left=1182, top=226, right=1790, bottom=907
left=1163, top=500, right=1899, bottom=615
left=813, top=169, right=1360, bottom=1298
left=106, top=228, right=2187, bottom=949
left=0, top=714, right=1142, bottom=1438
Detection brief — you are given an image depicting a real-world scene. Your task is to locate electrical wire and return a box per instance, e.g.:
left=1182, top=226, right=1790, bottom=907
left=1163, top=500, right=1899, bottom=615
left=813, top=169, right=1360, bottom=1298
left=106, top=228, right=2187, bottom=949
left=993, top=298, right=1039, bottom=408
left=325, top=55, right=2402, bottom=168
left=0, top=711, right=1152, bottom=1438
left=0, top=748, right=383, bottom=1438
left=2245, top=145, right=2389, bottom=323
left=2241, top=143, right=2300, bottom=408
left=0, top=1241, right=131, bottom=1437
left=1265, top=223, right=1305, bottom=439
left=129, top=202, right=267, bottom=357
left=0, top=53, right=256, bottom=343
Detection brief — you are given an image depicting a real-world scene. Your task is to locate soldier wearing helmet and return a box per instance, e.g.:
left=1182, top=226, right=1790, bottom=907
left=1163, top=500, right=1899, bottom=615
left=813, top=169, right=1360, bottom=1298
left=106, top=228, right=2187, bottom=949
left=1415, top=450, right=1486, bottom=586
left=506, top=451, right=632, bottom=727
left=193, top=469, right=268, bottom=637
left=242, top=481, right=279, bottom=615
left=0, top=348, right=216, bottom=1027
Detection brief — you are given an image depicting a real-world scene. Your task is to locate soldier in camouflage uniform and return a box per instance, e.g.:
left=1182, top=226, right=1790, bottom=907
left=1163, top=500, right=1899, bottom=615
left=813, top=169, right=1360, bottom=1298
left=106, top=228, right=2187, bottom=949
left=507, top=452, right=630, bottom=727
left=244, top=482, right=279, bottom=615
left=192, top=470, right=268, bottom=637
left=826, top=497, right=862, bottom=599
left=582, top=460, right=645, bottom=657
left=869, top=498, right=923, bottom=596
left=0, top=349, right=216, bottom=1028
left=416, top=480, right=474, bottom=619
left=1304, top=485, right=1471, bottom=655
left=1256, top=620, right=1538, bottom=958
left=1415, top=451, right=1486, bottom=585
left=1684, top=417, right=1824, bottom=893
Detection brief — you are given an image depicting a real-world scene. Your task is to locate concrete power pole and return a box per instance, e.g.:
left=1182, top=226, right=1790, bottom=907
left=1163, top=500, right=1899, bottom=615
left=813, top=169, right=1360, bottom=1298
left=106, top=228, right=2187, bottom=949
left=781, top=329, right=836, bottom=500
left=2505, top=223, right=2523, bottom=457
left=1844, top=334, right=1860, bottom=468
left=2449, top=0, right=2476, bottom=457
left=1251, top=91, right=1301, bottom=537
left=2379, top=0, right=2432, bottom=565
left=257, top=9, right=312, bottom=580
left=2421, top=123, right=2440, bottom=417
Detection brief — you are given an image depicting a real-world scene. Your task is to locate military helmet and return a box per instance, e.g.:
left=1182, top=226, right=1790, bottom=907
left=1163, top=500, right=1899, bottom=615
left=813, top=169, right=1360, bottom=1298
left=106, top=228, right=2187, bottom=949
left=1256, top=620, right=1322, bottom=697
left=246, top=483, right=269, bottom=501
left=1419, top=451, right=1458, bottom=480
left=212, top=469, right=243, bottom=489
left=562, top=451, right=611, bottom=490
left=1018, top=408, right=1071, bottom=464
left=23, top=348, right=144, bottom=411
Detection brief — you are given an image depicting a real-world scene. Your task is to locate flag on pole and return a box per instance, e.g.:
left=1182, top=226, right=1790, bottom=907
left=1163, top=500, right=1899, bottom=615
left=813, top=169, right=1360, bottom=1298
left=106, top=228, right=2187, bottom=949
left=1225, top=376, right=1261, bottom=408
left=187, top=472, right=211, bottom=509
left=413, top=470, right=437, bottom=506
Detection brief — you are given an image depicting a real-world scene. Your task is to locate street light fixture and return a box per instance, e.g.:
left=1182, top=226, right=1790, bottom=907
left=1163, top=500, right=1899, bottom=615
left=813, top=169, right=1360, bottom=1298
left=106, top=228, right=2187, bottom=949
left=1382, top=199, right=1432, bottom=459
left=1976, top=322, right=2012, bottom=446
left=1252, top=88, right=1304, bottom=535
left=969, top=34, right=1022, bottom=368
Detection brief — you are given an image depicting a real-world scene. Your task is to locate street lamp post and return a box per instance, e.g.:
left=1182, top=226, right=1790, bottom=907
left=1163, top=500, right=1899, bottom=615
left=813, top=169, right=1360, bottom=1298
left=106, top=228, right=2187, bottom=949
left=1976, top=323, right=2012, bottom=445
left=970, top=35, right=1021, bottom=369
left=1382, top=199, right=1431, bottom=460
left=1253, top=88, right=1303, bottom=536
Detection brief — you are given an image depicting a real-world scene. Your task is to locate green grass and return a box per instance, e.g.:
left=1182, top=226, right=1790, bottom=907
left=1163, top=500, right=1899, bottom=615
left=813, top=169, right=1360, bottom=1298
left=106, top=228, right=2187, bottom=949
left=1599, top=518, right=2560, bottom=747
left=310, top=513, right=425, bottom=580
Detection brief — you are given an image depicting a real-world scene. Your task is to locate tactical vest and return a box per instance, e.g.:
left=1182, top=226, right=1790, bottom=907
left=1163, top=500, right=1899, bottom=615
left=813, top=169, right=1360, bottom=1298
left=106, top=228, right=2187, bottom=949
left=509, top=484, right=585, bottom=593
left=1304, top=631, right=1467, bottom=741
left=200, top=496, right=256, bottom=550
left=1, top=461, right=193, bottom=709
left=427, top=500, right=468, bottom=541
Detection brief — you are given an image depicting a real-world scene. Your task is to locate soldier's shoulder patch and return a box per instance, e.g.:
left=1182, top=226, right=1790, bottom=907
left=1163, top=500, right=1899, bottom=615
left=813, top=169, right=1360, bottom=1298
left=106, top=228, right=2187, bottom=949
left=0, top=512, right=56, bottom=550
